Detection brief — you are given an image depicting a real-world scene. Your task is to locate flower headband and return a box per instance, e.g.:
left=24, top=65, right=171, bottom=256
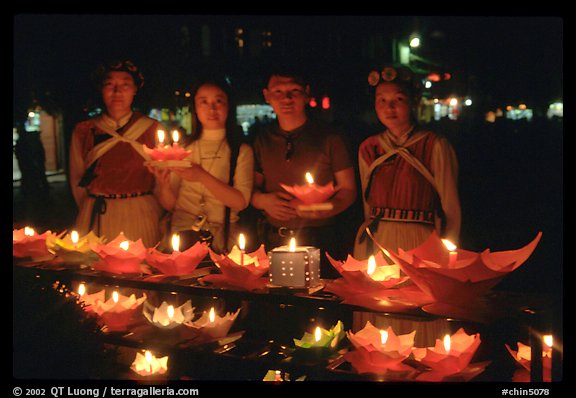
left=94, top=59, right=145, bottom=89
left=367, top=65, right=415, bottom=87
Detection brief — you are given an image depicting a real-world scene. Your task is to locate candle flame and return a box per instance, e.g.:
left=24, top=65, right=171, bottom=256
left=543, top=335, right=553, bottom=348
left=441, top=239, right=457, bottom=252
left=314, top=326, right=322, bottom=342
left=367, top=255, right=376, bottom=276
left=112, top=291, right=119, bottom=303
left=70, top=230, right=79, bottom=245
left=380, top=329, right=388, bottom=345
left=157, top=130, right=165, bottom=145
left=167, top=305, right=175, bottom=319
left=238, top=233, right=246, bottom=251
left=119, top=240, right=130, bottom=251
left=443, top=334, right=451, bottom=353
left=209, top=307, right=215, bottom=323
left=145, top=350, right=153, bottom=364
left=172, top=130, right=180, bottom=144
left=305, top=172, right=314, bottom=184
left=171, top=234, right=180, bottom=252
left=24, top=226, right=35, bottom=236
left=289, top=237, right=296, bottom=252
left=78, top=283, right=86, bottom=296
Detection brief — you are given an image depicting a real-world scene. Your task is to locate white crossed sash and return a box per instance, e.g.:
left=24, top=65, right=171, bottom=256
left=84, top=116, right=155, bottom=167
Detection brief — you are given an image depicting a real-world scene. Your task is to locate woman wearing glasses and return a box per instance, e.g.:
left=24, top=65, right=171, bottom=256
left=250, top=64, right=356, bottom=278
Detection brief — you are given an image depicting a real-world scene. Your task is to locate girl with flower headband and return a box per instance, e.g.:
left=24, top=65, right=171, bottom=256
left=68, top=59, right=166, bottom=247
left=353, top=65, right=461, bottom=258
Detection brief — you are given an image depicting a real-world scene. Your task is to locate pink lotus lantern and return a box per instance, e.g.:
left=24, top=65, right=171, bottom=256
left=143, top=129, right=191, bottom=167
left=13, top=226, right=58, bottom=261
left=90, top=232, right=148, bottom=274
left=505, top=338, right=553, bottom=382
left=280, top=172, right=337, bottom=211
left=344, top=322, right=416, bottom=374
left=146, top=234, right=209, bottom=276
left=131, top=350, right=168, bottom=377
left=75, top=282, right=106, bottom=311
left=412, top=328, right=484, bottom=381
left=184, top=307, right=241, bottom=341
left=203, top=242, right=270, bottom=291
left=48, top=230, right=103, bottom=265
left=390, top=231, right=543, bottom=307
left=89, top=290, right=147, bottom=332
left=142, top=300, right=195, bottom=330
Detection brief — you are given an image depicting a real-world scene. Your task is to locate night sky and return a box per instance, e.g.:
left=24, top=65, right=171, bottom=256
left=13, top=14, right=563, bottom=122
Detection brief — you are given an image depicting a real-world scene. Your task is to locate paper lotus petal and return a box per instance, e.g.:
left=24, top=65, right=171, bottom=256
left=280, top=181, right=336, bottom=204
left=184, top=308, right=241, bottom=340
left=78, top=289, right=106, bottom=311
left=90, top=232, right=147, bottom=274
left=390, top=231, right=542, bottom=304
left=143, top=143, right=191, bottom=161
left=294, top=320, right=345, bottom=349
left=204, top=245, right=269, bottom=290
left=48, top=231, right=103, bottom=264
left=13, top=227, right=58, bottom=259
left=131, top=351, right=168, bottom=376
left=146, top=241, right=209, bottom=276
left=412, top=328, right=481, bottom=375
left=345, top=322, right=416, bottom=373
left=143, top=300, right=195, bottom=329
left=326, top=251, right=409, bottom=292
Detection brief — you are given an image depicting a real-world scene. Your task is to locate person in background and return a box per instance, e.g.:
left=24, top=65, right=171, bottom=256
left=353, top=64, right=461, bottom=259
left=149, top=77, right=254, bottom=254
left=250, top=64, right=356, bottom=278
left=68, top=59, right=165, bottom=247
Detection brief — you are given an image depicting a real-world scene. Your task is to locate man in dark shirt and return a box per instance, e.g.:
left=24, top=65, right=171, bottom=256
left=251, top=67, right=356, bottom=279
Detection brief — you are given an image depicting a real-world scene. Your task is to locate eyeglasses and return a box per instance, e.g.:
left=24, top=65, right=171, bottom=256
left=285, top=135, right=294, bottom=161
left=269, top=88, right=306, bottom=100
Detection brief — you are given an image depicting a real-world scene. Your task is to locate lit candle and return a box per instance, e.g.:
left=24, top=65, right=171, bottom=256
left=157, top=129, right=165, bottom=147
left=289, top=237, right=296, bottom=252
left=366, top=255, right=376, bottom=278
left=131, top=350, right=168, bottom=377
left=443, top=334, right=451, bottom=354
left=70, top=230, right=79, bottom=249
left=172, top=130, right=180, bottom=146
left=305, top=172, right=314, bottom=185
left=119, top=240, right=130, bottom=251
left=24, top=226, right=35, bottom=236
left=441, top=239, right=458, bottom=267
left=314, top=326, right=322, bottom=342
left=145, top=350, right=153, bottom=375
left=379, top=329, right=388, bottom=345
left=209, top=307, right=215, bottom=324
left=78, top=283, right=86, bottom=297
left=171, top=233, right=180, bottom=253
left=167, top=305, right=175, bottom=320
left=238, top=233, right=246, bottom=266
left=112, top=290, right=119, bottom=304
left=543, top=334, right=553, bottom=382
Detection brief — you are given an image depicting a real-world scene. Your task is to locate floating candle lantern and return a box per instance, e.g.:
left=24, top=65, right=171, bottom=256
left=13, top=226, right=58, bottom=261
left=280, top=172, right=336, bottom=210
left=505, top=338, right=554, bottom=382
left=344, top=322, right=416, bottom=373
left=268, top=237, right=321, bottom=289
left=142, top=300, right=195, bottom=329
left=203, top=245, right=269, bottom=290
left=145, top=236, right=209, bottom=276
left=389, top=231, right=543, bottom=309
left=48, top=230, right=103, bottom=265
left=143, top=129, right=191, bottom=166
left=75, top=283, right=106, bottom=311
left=89, top=290, right=147, bottom=332
left=131, top=350, right=168, bottom=377
left=90, top=232, right=148, bottom=274
left=184, top=307, right=241, bottom=341
left=293, top=320, right=345, bottom=349
left=412, top=328, right=483, bottom=381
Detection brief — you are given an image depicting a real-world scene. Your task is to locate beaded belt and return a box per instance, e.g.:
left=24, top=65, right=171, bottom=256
left=89, top=191, right=152, bottom=199
left=370, top=207, right=434, bottom=224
